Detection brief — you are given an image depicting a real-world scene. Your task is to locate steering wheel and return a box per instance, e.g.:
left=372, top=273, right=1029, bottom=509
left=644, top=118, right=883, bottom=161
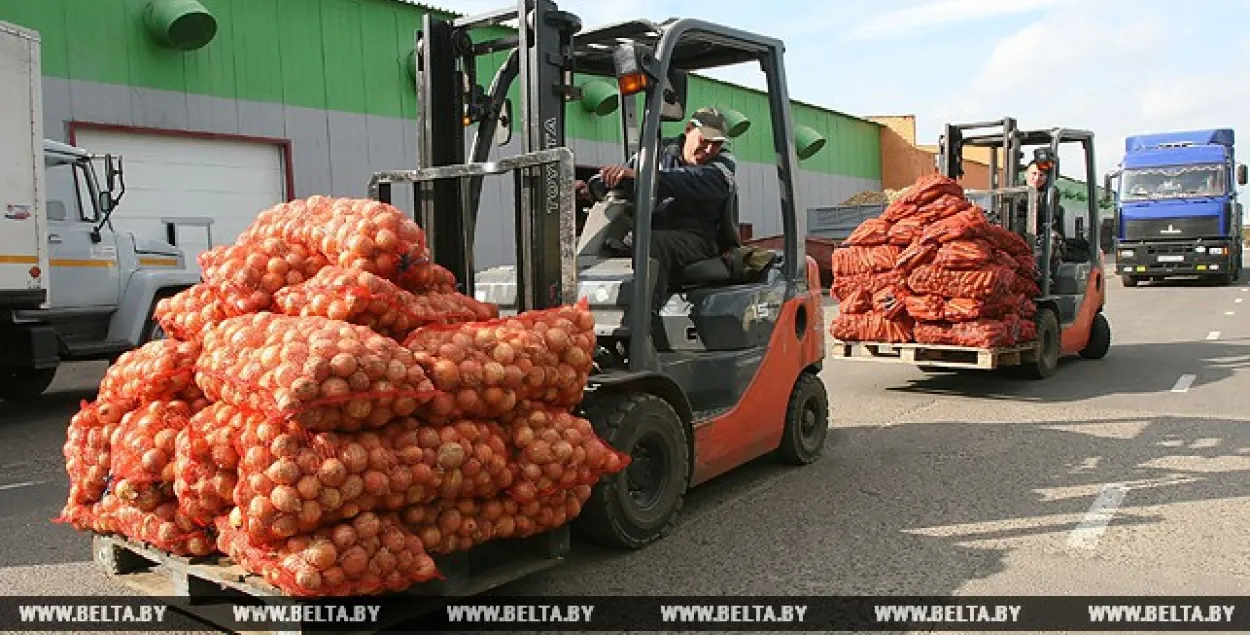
left=587, top=173, right=634, bottom=202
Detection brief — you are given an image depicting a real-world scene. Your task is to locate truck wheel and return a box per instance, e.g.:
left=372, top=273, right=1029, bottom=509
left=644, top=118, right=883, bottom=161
left=575, top=392, right=690, bottom=550
left=141, top=290, right=179, bottom=343
left=1079, top=312, right=1111, bottom=360
left=0, top=368, right=57, bottom=402
left=1120, top=275, right=1138, bottom=287
left=775, top=371, right=829, bottom=465
left=1022, top=309, right=1060, bottom=380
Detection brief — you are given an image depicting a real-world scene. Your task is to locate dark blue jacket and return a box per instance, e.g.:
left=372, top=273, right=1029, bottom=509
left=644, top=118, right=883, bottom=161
left=628, top=134, right=737, bottom=243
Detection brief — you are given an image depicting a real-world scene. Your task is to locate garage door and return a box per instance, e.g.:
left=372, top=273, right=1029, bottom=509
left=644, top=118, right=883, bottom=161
left=72, top=128, right=287, bottom=272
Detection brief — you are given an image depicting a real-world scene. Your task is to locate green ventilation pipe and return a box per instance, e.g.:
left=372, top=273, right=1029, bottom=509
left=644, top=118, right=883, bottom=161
left=579, top=79, right=619, bottom=116
left=794, top=124, right=827, bottom=160
left=144, top=0, right=217, bottom=51
left=718, top=107, right=751, bottom=138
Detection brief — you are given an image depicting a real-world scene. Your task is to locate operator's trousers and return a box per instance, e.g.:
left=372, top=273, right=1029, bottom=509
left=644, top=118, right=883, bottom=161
left=649, top=228, right=717, bottom=311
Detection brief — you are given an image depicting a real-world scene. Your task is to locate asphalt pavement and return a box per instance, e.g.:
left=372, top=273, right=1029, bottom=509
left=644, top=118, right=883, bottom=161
left=1, top=262, right=1248, bottom=633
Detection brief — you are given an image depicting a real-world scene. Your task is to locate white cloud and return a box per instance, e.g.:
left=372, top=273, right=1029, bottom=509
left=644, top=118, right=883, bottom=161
left=844, top=0, right=1068, bottom=41
left=915, top=1, right=1247, bottom=180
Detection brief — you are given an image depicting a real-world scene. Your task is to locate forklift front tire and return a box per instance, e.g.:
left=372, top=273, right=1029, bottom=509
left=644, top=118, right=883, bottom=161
left=1079, top=312, right=1111, bottom=360
left=1021, top=309, right=1060, bottom=380
left=1120, top=275, right=1138, bottom=287
left=575, top=392, right=690, bottom=550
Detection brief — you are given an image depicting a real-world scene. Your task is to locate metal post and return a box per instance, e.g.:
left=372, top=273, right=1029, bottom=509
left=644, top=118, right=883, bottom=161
left=416, top=15, right=469, bottom=286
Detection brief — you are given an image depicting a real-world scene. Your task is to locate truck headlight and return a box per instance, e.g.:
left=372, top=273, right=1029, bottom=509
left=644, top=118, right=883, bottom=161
left=1118, top=249, right=1134, bottom=258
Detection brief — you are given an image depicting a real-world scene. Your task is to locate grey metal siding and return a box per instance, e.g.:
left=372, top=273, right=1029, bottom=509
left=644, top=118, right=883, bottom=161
left=42, top=79, right=880, bottom=272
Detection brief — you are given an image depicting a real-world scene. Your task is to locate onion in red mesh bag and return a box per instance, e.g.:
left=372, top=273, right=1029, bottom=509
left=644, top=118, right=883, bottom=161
left=896, top=241, right=937, bottom=274
left=98, top=339, right=205, bottom=407
left=838, top=287, right=873, bottom=314
left=173, top=402, right=250, bottom=525
left=231, top=415, right=513, bottom=544
left=109, top=400, right=196, bottom=512
left=842, top=218, right=891, bottom=247
left=904, top=294, right=946, bottom=322
left=195, top=313, right=440, bottom=431
left=403, top=302, right=595, bottom=421
left=887, top=217, right=924, bottom=246
left=907, top=264, right=1015, bottom=301
left=216, top=511, right=439, bottom=597
left=200, top=239, right=330, bottom=316
left=872, top=284, right=909, bottom=320
left=831, top=245, right=900, bottom=277
left=920, top=207, right=989, bottom=245
left=112, top=497, right=216, bottom=556
left=831, top=271, right=902, bottom=302
left=933, top=239, right=995, bottom=270
left=401, top=485, right=593, bottom=555
left=914, top=317, right=1018, bottom=349
left=498, top=405, right=629, bottom=503
left=272, top=265, right=493, bottom=342
left=63, top=399, right=132, bottom=507
left=153, top=284, right=230, bottom=344
left=831, top=311, right=914, bottom=343
left=237, top=197, right=434, bottom=290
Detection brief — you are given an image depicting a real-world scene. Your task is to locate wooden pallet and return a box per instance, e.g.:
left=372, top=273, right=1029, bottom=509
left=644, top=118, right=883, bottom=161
left=829, top=339, right=1039, bottom=370
left=93, top=525, right=570, bottom=635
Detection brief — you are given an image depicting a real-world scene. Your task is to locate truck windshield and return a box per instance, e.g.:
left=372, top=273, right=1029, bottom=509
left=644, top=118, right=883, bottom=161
left=1120, top=164, right=1226, bottom=201
left=44, top=157, right=93, bottom=222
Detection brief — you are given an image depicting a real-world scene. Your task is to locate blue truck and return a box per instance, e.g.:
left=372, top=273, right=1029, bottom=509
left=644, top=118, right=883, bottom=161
left=1105, top=128, right=1248, bottom=286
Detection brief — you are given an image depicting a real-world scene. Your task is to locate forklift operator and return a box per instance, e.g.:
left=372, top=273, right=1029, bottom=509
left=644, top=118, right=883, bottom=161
left=579, top=107, right=738, bottom=311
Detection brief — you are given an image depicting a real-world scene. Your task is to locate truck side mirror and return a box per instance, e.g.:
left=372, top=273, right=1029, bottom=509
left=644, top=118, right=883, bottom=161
left=1238, top=163, right=1247, bottom=186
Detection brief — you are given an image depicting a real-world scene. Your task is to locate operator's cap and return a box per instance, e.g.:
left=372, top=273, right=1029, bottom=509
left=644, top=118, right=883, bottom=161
left=690, top=107, right=729, bottom=142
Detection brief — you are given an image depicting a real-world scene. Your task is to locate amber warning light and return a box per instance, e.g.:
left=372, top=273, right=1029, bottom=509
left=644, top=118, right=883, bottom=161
left=617, top=72, right=648, bottom=96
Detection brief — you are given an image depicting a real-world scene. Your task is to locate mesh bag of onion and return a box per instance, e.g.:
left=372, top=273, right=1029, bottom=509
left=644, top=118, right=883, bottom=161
left=497, top=404, right=630, bottom=502
left=172, top=402, right=249, bottom=526
left=215, top=511, right=439, bottom=597
left=108, top=400, right=201, bottom=513
left=194, top=313, right=444, bottom=431
left=229, top=414, right=514, bottom=545
left=198, top=239, right=330, bottom=317
left=271, top=265, right=495, bottom=342
left=402, top=301, right=596, bottom=422
left=97, top=339, right=206, bottom=408
left=235, top=196, right=435, bottom=291
left=400, top=485, right=593, bottom=555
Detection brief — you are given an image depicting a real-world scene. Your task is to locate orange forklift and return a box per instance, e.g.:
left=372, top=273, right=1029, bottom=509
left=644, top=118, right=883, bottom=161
left=368, top=0, right=829, bottom=549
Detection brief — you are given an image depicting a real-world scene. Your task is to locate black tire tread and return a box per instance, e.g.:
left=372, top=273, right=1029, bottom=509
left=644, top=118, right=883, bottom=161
left=0, top=367, right=57, bottom=402
left=1022, top=308, right=1060, bottom=380
left=1079, top=312, right=1111, bottom=360
left=776, top=371, right=829, bottom=465
left=575, top=392, right=689, bottom=550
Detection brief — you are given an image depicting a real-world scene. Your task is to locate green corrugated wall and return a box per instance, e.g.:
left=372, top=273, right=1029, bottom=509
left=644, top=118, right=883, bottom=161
left=0, top=0, right=880, bottom=179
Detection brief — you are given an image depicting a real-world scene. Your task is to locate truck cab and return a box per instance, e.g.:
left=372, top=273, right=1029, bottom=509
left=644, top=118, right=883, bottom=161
left=1105, top=129, right=1248, bottom=286
left=0, top=139, right=201, bottom=402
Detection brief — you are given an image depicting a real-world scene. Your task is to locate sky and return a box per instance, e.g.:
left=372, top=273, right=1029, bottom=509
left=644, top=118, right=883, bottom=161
left=435, top=0, right=1250, bottom=184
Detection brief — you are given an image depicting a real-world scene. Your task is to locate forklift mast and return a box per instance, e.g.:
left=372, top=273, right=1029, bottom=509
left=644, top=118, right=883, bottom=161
left=374, top=0, right=582, bottom=312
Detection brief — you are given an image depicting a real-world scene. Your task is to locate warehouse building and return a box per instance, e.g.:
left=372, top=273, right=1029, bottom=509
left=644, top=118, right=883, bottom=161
left=0, top=0, right=884, bottom=270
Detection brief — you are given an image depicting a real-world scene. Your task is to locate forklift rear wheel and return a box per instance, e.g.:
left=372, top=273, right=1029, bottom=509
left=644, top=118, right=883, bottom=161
left=775, top=371, right=829, bottom=465
left=1079, top=312, right=1111, bottom=360
left=0, top=367, right=57, bottom=402
left=1022, top=309, right=1060, bottom=380
left=575, top=392, right=690, bottom=550
left=1120, top=275, right=1138, bottom=287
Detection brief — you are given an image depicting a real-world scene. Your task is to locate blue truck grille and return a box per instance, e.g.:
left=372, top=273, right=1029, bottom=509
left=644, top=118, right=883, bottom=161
left=1122, top=216, right=1221, bottom=241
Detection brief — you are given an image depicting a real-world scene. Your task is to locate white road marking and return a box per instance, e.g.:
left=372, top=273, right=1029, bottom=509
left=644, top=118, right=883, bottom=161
left=1171, top=374, right=1196, bottom=392
left=1226, top=311, right=1236, bottom=316
left=0, top=480, right=44, bottom=492
left=1207, top=331, right=1221, bottom=340
left=1067, top=483, right=1129, bottom=550
left=1236, top=298, right=1244, bottom=304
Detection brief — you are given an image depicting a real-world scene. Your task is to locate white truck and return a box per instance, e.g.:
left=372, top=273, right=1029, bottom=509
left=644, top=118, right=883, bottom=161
left=0, top=21, right=201, bottom=402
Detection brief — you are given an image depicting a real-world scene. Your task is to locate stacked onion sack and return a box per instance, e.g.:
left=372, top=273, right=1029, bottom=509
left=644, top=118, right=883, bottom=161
left=830, top=174, right=1041, bottom=348
left=58, top=196, right=628, bottom=598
